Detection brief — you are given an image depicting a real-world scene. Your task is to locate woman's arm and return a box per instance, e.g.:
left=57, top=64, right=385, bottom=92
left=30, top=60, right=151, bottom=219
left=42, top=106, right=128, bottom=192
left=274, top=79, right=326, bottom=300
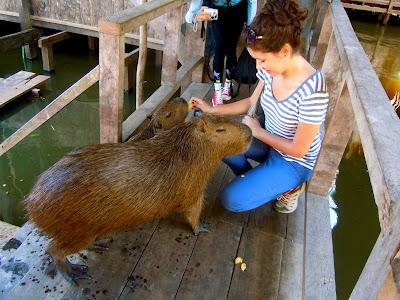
left=191, top=79, right=264, bottom=115
left=246, top=120, right=321, bottom=158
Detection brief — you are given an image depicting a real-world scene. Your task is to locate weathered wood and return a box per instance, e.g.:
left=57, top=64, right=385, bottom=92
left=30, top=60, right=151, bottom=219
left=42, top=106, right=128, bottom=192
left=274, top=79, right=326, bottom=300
left=377, top=269, right=400, bottom=300
left=304, top=192, right=336, bottom=299
left=161, top=6, right=183, bottom=86
left=99, top=0, right=187, bottom=35
left=87, top=36, right=98, bottom=50
left=0, top=28, right=42, bottom=53
left=0, top=71, right=35, bottom=91
left=393, top=250, right=400, bottom=294
left=124, top=48, right=140, bottom=91
left=0, top=75, right=49, bottom=108
left=122, top=55, right=203, bottom=141
left=350, top=209, right=400, bottom=299
left=0, top=11, right=164, bottom=50
left=136, top=0, right=148, bottom=108
left=38, top=32, right=72, bottom=71
left=99, top=32, right=125, bottom=143
left=311, top=8, right=332, bottom=69
left=18, top=0, right=37, bottom=59
left=383, top=0, right=395, bottom=24
left=308, top=84, right=354, bottom=196
left=0, top=66, right=99, bottom=157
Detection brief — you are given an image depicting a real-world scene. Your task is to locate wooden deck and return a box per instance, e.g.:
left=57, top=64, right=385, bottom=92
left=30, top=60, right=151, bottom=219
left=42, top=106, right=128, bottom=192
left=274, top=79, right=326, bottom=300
left=0, top=162, right=334, bottom=299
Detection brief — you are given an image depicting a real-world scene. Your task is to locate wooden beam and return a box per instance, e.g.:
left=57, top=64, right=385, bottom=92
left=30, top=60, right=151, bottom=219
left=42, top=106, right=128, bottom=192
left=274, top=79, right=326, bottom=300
left=88, top=36, right=98, bottom=50
left=38, top=31, right=72, bottom=71
left=308, top=83, right=354, bottom=196
left=0, top=28, right=42, bottom=53
left=0, top=66, right=99, bottom=157
left=392, top=250, right=400, bottom=294
left=183, top=22, right=206, bottom=85
left=18, top=0, right=37, bottom=59
left=124, top=48, right=140, bottom=92
left=377, top=268, right=400, bottom=300
left=136, top=0, right=148, bottom=108
left=311, top=8, right=332, bottom=69
left=0, top=11, right=164, bottom=50
left=122, top=55, right=203, bottom=141
left=161, top=6, right=182, bottom=86
left=99, top=0, right=187, bottom=35
left=99, top=33, right=125, bottom=143
left=342, top=3, right=388, bottom=13
left=383, top=0, right=395, bottom=24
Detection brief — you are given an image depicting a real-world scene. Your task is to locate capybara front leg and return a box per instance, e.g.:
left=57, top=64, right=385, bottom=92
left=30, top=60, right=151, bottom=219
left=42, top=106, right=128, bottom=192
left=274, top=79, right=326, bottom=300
left=183, top=197, right=210, bottom=235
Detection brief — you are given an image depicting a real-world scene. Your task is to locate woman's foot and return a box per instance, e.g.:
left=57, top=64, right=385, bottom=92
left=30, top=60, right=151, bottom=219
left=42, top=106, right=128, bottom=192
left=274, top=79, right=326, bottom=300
left=212, top=82, right=223, bottom=107
left=274, top=183, right=305, bottom=213
left=222, top=79, right=232, bottom=101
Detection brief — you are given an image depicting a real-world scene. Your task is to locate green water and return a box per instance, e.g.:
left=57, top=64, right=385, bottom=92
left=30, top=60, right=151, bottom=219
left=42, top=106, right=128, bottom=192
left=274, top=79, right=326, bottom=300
left=0, top=24, right=161, bottom=226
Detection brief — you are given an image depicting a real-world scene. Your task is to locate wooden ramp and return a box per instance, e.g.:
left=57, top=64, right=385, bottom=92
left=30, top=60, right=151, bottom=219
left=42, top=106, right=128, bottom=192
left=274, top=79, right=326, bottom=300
left=0, top=71, right=49, bottom=108
left=0, top=164, right=335, bottom=300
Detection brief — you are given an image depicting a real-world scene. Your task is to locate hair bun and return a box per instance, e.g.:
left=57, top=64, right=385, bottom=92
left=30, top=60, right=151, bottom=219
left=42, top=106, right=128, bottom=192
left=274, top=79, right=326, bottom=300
left=262, top=0, right=308, bottom=27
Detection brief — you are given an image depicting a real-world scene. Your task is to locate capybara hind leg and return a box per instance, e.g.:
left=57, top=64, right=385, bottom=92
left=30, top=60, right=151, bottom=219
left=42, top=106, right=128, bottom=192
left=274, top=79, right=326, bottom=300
left=47, top=239, right=92, bottom=284
left=183, top=197, right=209, bottom=235
left=88, top=237, right=114, bottom=253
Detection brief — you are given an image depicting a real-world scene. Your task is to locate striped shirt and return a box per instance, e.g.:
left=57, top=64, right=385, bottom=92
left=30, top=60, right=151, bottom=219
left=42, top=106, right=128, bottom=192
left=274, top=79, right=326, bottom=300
left=256, top=68, right=329, bottom=170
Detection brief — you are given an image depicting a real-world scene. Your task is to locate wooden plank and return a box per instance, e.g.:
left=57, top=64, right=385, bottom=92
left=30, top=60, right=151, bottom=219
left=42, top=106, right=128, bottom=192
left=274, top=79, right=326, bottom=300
left=0, top=75, right=49, bottom=108
left=308, top=84, right=354, bottom=196
left=247, top=203, right=287, bottom=238
left=342, top=3, right=388, bottom=13
left=38, top=31, right=71, bottom=47
left=161, top=6, right=182, bottom=86
left=311, top=8, right=332, bottom=69
left=99, top=32, right=125, bottom=143
left=0, top=66, right=99, bottom=157
left=0, top=11, right=164, bottom=50
left=59, top=222, right=158, bottom=299
left=99, top=0, right=186, bottom=35
left=377, top=269, right=400, bottom=300
left=121, top=55, right=203, bottom=141
left=0, top=28, right=42, bottom=53
left=180, top=83, right=212, bottom=102
left=118, top=218, right=197, bottom=299
left=278, top=193, right=305, bottom=299
left=227, top=228, right=285, bottom=300
left=0, top=71, right=35, bottom=91
left=304, top=192, right=336, bottom=299
left=350, top=209, right=400, bottom=299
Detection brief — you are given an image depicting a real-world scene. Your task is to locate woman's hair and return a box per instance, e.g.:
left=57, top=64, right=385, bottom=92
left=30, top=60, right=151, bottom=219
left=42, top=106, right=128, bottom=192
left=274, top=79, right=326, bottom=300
left=246, top=0, right=308, bottom=53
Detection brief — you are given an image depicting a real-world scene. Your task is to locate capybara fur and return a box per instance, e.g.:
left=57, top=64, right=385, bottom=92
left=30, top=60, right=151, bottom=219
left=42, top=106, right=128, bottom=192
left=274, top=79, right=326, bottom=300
left=24, top=115, right=252, bottom=281
left=127, top=97, right=189, bottom=142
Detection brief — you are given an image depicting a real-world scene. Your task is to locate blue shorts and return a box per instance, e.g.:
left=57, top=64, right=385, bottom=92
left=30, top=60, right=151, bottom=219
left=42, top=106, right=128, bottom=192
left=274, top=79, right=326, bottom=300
left=220, top=137, right=313, bottom=212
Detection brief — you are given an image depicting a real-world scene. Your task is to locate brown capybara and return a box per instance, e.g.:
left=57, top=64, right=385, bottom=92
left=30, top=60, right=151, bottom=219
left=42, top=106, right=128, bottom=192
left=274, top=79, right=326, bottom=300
left=24, top=115, right=252, bottom=283
left=127, top=97, right=189, bottom=142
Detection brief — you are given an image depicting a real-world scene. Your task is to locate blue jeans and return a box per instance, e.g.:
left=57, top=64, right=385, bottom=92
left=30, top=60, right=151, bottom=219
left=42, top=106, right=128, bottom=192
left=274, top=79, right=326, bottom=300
left=220, top=138, right=313, bottom=212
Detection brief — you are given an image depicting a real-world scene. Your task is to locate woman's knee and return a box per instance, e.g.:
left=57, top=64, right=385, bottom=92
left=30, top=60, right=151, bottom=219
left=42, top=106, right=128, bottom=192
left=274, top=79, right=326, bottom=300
left=220, top=184, right=248, bottom=213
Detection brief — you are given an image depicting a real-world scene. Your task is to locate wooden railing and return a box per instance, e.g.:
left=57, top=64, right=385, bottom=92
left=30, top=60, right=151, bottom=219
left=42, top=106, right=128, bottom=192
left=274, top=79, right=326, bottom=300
left=0, top=0, right=205, bottom=155
left=309, top=0, right=400, bottom=298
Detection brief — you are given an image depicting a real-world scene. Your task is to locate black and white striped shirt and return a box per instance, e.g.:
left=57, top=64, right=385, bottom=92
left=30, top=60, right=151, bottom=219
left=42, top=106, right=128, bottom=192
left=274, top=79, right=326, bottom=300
left=256, top=69, right=329, bottom=170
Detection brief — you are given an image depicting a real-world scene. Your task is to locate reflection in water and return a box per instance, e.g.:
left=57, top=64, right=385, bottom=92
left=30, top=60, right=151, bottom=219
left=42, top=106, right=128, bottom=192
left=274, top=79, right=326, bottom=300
left=0, top=32, right=161, bottom=225
left=332, top=14, right=399, bottom=300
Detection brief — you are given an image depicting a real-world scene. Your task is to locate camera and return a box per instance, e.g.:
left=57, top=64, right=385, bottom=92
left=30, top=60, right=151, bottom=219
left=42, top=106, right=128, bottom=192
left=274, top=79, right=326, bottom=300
left=203, top=8, right=218, bottom=20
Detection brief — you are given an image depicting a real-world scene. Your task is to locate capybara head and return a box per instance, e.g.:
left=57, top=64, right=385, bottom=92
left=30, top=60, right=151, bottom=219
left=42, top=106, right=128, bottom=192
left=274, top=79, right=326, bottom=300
left=151, top=97, right=188, bottom=132
left=194, top=114, right=252, bottom=157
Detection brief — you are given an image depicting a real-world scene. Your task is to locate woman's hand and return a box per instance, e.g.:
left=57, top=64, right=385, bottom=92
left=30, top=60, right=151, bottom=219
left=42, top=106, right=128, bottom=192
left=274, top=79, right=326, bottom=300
left=190, top=97, right=214, bottom=114
left=242, top=115, right=262, bottom=136
left=195, top=6, right=212, bottom=21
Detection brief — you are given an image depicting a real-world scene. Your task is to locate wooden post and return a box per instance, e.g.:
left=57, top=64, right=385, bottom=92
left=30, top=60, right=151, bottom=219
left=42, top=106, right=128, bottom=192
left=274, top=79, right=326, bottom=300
left=311, top=9, right=332, bottom=69
left=136, top=0, right=148, bottom=108
left=183, top=21, right=205, bottom=87
left=99, top=32, right=125, bottom=143
left=308, top=83, right=355, bottom=196
left=38, top=32, right=71, bottom=72
left=88, top=36, right=98, bottom=50
left=377, top=268, right=400, bottom=300
left=161, top=6, right=183, bottom=86
left=18, top=0, right=38, bottom=59
left=40, top=45, right=54, bottom=72
left=125, top=49, right=139, bottom=92
left=383, top=0, right=394, bottom=25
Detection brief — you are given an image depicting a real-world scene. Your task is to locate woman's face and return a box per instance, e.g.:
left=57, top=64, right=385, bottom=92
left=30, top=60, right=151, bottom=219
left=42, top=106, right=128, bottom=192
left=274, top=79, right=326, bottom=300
left=247, top=45, right=290, bottom=76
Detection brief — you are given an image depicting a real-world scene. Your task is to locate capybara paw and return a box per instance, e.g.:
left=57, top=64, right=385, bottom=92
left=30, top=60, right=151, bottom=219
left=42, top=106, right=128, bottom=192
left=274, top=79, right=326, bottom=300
left=45, top=260, right=58, bottom=279
left=63, top=264, right=91, bottom=285
left=193, top=223, right=210, bottom=236
left=88, top=238, right=113, bottom=253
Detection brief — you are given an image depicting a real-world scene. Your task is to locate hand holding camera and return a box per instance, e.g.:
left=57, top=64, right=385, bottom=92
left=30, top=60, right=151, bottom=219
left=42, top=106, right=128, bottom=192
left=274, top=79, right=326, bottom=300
left=196, top=6, right=218, bottom=22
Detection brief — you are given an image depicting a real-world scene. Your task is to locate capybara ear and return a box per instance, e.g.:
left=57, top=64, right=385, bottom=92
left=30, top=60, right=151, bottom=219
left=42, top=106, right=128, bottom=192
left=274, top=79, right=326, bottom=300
left=154, top=120, right=162, bottom=129
left=196, top=118, right=206, bottom=133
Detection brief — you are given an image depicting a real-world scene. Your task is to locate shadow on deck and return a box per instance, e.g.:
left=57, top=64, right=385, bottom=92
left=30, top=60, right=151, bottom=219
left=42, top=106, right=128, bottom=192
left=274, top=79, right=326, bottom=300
left=0, top=163, right=306, bottom=299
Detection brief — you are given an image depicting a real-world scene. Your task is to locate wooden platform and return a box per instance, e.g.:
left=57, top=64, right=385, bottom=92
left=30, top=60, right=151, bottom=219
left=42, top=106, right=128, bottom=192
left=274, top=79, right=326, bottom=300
left=0, top=163, right=335, bottom=299
left=0, top=71, right=49, bottom=108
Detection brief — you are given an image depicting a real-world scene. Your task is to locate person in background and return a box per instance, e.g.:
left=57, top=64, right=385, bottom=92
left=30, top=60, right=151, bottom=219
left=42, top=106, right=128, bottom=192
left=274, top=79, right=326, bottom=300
left=185, top=0, right=257, bottom=107
left=190, top=0, right=329, bottom=214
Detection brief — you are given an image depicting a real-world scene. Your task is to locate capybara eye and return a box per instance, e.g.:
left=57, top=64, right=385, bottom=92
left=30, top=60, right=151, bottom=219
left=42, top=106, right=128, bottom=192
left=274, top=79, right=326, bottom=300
left=166, top=112, right=172, bottom=118
left=216, top=128, right=226, bottom=132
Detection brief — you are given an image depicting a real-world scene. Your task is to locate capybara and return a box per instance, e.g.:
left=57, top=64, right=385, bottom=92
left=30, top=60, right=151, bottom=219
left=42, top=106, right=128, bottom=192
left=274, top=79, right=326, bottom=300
left=24, top=115, right=252, bottom=282
left=127, top=97, right=189, bottom=142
